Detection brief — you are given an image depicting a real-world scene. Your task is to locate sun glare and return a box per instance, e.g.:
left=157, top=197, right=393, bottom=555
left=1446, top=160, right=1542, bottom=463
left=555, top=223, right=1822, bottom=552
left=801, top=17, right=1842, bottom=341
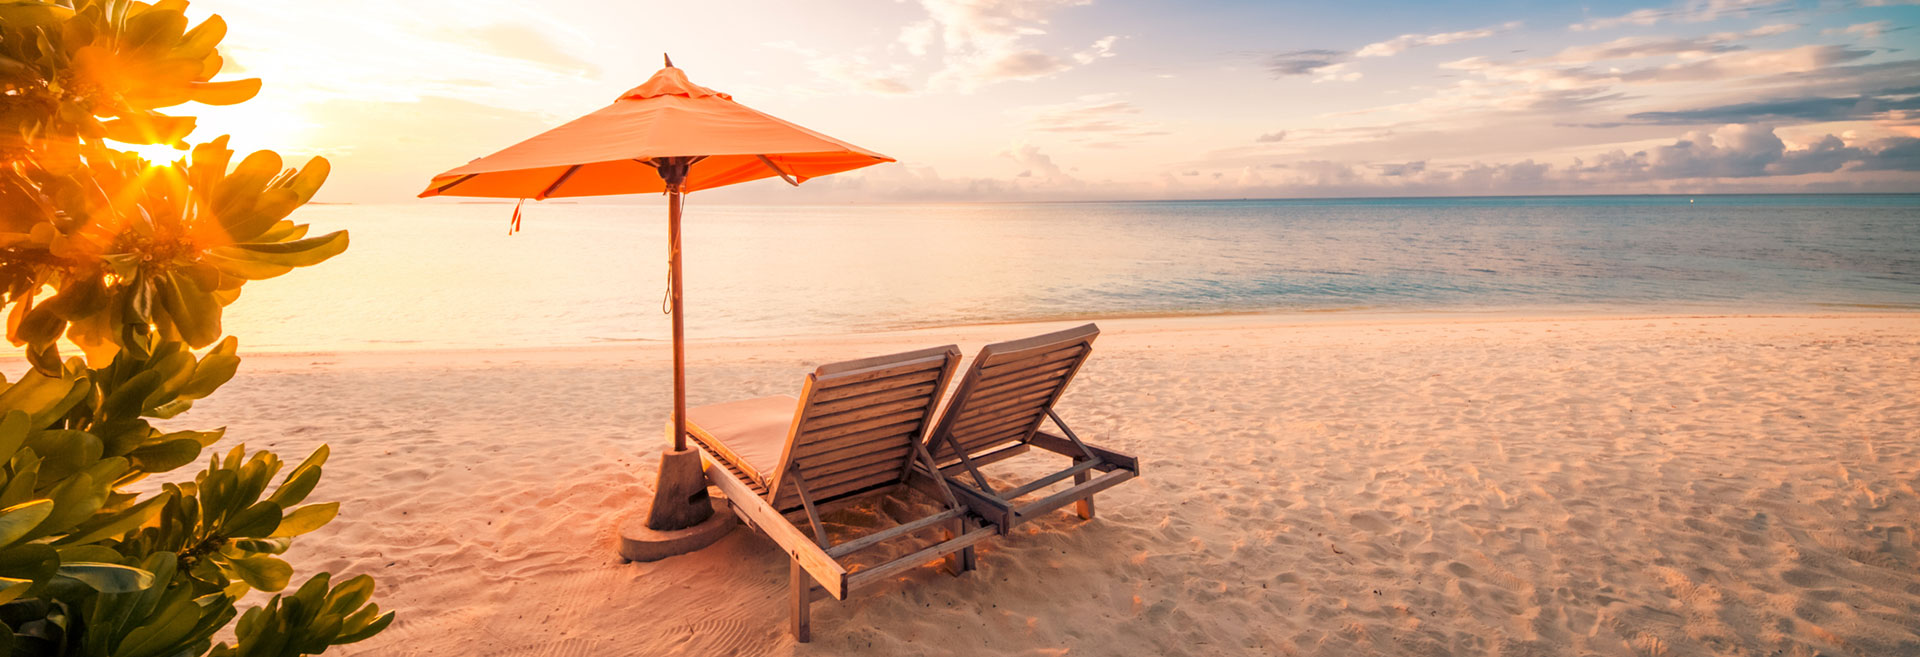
left=112, top=100, right=315, bottom=167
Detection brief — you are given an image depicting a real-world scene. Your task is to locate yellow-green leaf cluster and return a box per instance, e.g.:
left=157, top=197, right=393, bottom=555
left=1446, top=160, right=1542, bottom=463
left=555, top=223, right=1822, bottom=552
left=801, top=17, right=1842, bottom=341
left=1, top=1, right=391, bottom=653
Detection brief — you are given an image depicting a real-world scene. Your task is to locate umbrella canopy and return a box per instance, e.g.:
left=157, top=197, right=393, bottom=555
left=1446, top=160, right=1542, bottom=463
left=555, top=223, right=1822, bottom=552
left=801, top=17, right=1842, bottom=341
left=418, top=58, right=893, bottom=532
left=419, top=63, right=893, bottom=199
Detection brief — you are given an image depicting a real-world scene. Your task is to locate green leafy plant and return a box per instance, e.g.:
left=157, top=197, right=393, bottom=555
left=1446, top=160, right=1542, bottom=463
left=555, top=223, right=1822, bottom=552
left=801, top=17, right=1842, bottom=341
left=0, top=1, right=391, bottom=655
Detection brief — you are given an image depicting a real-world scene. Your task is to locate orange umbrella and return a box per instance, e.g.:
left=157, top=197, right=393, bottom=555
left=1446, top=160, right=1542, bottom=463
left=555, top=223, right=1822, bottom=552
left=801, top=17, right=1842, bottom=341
left=420, top=57, right=893, bottom=532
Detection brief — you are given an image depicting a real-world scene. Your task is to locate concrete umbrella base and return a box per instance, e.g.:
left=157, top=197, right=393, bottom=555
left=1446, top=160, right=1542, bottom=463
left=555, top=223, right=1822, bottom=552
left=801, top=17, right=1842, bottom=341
left=618, top=495, right=734, bottom=562
left=618, top=448, right=735, bottom=562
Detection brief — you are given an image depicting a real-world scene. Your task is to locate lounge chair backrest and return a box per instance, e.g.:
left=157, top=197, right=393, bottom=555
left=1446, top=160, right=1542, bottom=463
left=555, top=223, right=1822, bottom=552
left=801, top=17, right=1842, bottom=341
left=925, top=324, right=1099, bottom=463
left=766, top=345, right=961, bottom=511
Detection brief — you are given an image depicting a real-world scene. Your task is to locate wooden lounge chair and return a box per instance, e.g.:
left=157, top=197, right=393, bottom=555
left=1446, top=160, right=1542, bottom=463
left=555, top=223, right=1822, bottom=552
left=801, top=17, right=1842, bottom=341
left=920, top=324, right=1140, bottom=532
left=686, top=345, right=996, bottom=642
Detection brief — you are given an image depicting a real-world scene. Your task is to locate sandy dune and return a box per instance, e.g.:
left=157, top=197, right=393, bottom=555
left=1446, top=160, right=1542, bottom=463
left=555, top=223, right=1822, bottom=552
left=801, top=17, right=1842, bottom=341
left=166, top=313, right=1919, bottom=656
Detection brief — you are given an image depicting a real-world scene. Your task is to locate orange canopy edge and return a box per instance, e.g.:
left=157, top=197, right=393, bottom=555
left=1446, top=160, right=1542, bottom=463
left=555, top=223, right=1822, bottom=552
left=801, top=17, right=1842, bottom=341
left=419, top=64, right=894, bottom=199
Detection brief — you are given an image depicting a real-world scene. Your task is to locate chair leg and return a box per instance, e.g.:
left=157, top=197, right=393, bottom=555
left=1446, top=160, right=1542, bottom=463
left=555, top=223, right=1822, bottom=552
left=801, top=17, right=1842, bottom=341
left=944, top=517, right=977, bottom=575
left=790, top=560, right=811, bottom=642
left=1074, top=470, right=1095, bottom=520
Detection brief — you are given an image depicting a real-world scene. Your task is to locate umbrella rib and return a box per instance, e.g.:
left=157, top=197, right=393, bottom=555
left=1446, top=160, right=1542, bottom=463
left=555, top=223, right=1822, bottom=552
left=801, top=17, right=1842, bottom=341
left=429, top=174, right=477, bottom=195
left=536, top=165, right=583, bottom=200
left=755, top=155, right=800, bottom=186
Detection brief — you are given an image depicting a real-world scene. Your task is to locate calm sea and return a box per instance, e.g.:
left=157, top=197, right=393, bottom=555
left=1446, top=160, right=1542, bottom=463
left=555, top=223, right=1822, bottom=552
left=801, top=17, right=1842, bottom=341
left=217, top=194, right=1919, bottom=351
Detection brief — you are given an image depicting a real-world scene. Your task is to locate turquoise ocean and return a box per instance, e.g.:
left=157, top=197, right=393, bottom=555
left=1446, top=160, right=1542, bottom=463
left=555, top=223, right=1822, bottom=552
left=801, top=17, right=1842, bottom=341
left=230, top=194, right=1920, bottom=351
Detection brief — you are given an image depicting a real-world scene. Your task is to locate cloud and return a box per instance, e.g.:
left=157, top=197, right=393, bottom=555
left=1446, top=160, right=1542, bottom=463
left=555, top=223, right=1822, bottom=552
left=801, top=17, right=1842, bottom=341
left=765, top=41, right=918, bottom=95
left=907, top=0, right=1115, bottom=91
left=1545, top=24, right=1796, bottom=64
left=1357, top=21, right=1522, bottom=58
left=1256, top=131, right=1287, bottom=143
left=1074, top=35, right=1120, bottom=65
left=1189, top=126, right=1920, bottom=198
left=1384, top=43, right=1877, bottom=122
left=460, top=24, right=600, bottom=76
left=1823, top=21, right=1894, bottom=40
left=1265, top=49, right=1348, bottom=77
left=1375, top=160, right=1428, bottom=176
left=1570, top=0, right=1790, bottom=32
left=1003, top=143, right=1075, bottom=183
left=1558, top=125, right=1920, bottom=181
left=1624, top=87, right=1920, bottom=124
left=1021, top=94, right=1151, bottom=131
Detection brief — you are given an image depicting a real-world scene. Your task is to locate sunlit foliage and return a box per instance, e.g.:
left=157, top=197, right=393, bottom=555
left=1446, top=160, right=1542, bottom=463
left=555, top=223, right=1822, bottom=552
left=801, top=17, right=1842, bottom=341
left=0, top=2, right=389, bottom=654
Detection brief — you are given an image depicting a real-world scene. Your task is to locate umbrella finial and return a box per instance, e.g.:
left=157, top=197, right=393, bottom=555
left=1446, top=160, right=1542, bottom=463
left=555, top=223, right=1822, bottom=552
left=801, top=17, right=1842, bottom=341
left=664, top=53, right=674, bottom=68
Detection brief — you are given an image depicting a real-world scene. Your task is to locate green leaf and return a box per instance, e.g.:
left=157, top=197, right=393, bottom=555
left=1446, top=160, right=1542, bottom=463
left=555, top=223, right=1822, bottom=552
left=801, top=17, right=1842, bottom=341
left=154, top=272, right=222, bottom=348
left=212, top=230, right=349, bottom=268
left=103, top=369, right=165, bottom=420
left=0, top=500, right=54, bottom=548
left=0, top=576, right=32, bottom=605
left=175, top=352, right=238, bottom=400
left=27, top=429, right=104, bottom=482
left=53, top=490, right=171, bottom=545
left=100, top=114, right=197, bottom=147
left=230, top=537, right=289, bottom=555
left=187, top=78, right=260, bottom=106
left=0, top=410, right=31, bottom=460
left=37, top=473, right=106, bottom=540
left=57, top=562, right=155, bottom=593
left=268, top=502, right=336, bottom=538
left=222, top=501, right=281, bottom=539
left=0, top=369, right=87, bottom=427
left=0, top=544, right=58, bottom=586
left=266, top=463, right=319, bottom=508
left=324, top=574, right=375, bottom=615
left=227, top=555, right=291, bottom=592
left=128, top=438, right=204, bottom=473
left=286, top=156, right=330, bottom=203
left=337, top=609, right=395, bottom=645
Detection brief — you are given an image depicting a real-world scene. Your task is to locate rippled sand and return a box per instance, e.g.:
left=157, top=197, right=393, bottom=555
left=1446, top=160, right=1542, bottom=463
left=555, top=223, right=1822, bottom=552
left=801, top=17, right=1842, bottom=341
left=177, top=313, right=1920, bottom=656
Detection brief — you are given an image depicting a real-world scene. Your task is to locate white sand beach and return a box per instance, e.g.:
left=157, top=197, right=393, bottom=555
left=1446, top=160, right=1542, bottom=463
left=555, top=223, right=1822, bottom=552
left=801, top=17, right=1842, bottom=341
left=172, top=312, right=1920, bottom=656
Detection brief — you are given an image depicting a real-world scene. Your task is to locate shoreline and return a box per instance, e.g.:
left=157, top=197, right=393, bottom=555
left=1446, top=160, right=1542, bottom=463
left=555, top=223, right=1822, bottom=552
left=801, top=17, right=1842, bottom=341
left=226, top=308, right=1920, bottom=370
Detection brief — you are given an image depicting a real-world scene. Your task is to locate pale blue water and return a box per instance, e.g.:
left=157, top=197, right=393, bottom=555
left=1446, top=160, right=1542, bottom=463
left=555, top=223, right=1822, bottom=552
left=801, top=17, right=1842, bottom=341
left=229, top=194, right=1920, bottom=351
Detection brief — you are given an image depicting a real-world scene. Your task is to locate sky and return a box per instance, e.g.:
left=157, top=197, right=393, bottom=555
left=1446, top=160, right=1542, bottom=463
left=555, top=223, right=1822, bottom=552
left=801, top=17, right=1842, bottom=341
left=171, top=0, right=1920, bottom=203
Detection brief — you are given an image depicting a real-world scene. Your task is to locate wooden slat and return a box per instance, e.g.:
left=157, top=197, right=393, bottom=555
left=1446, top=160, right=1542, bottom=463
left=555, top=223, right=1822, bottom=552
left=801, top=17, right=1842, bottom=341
left=813, top=458, right=912, bottom=490
left=930, top=443, right=1029, bottom=474
left=962, top=381, right=1060, bottom=415
left=801, top=397, right=933, bottom=432
left=1014, top=468, right=1134, bottom=520
left=691, top=435, right=767, bottom=493
left=793, top=421, right=922, bottom=460
left=805, top=409, right=930, bottom=441
left=975, top=357, right=1075, bottom=386
left=966, top=370, right=1072, bottom=406
left=801, top=444, right=913, bottom=479
left=808, top=382, right=938, bottom=416
left=953, top=413, right=1046, bottom=443
left=998, top=458, right=1103, bottom=500
left=844, top=524, right=997, bottom=593
left=934, top=424, right=1032, bottom=461
left=950, top=427, right=1036, bottom=460
left=951, top=394, right=1052, bottom=433
left=978, top=345, right=1086, bottom=376
left=827, top=508, right=964, bottom=558
left=816, top=359, right=945, bottom=388
left=807, top=466, right=910, bottom=500
left=1029, top=431, right=1139, bottom=472
left=811, top=369, right=941, bottom=402
left=704, top=447, right=849, bottom=600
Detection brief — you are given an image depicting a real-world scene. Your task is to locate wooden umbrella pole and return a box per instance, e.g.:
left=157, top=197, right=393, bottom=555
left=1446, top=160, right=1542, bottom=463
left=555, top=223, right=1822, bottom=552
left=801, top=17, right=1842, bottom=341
left=640, top=155, right=714, bottom=533
left=665, top=160, right=689, bottom=452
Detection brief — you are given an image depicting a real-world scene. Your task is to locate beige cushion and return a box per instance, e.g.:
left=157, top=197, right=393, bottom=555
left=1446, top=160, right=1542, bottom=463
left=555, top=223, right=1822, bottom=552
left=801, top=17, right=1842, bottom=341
left=687, top=395, right=799, bottom=485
